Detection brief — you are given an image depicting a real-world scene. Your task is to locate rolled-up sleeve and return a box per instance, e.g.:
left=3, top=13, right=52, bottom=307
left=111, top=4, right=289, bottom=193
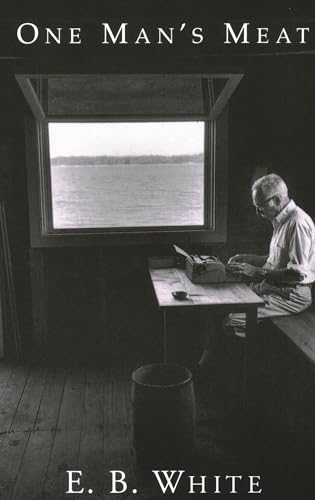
left=287, top=220, right=314, bottom=278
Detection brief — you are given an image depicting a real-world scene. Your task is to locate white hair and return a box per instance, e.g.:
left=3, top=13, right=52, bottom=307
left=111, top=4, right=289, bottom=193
left=252, top=173, right=288, bottom=199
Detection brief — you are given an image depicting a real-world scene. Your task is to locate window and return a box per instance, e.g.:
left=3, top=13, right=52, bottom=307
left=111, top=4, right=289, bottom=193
left=17, top=74, right=243, bottom=246
left=49, top=121, right=204, bottom=229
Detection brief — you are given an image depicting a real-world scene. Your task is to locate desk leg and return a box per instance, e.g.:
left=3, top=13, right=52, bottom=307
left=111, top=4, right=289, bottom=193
left=163, top=311, right=167, bottom=363
left=244, top=307, right=258, bottom=412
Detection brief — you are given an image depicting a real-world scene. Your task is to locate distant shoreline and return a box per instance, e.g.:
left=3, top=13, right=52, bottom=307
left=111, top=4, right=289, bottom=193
left=51, top=154, right=203, bottom=166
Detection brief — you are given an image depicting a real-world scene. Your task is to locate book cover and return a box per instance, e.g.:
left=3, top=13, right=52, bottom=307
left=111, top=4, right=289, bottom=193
left=0, top=2, right=314, bottom=499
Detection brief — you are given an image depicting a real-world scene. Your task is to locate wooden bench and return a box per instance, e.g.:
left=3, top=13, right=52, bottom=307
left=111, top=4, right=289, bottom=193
left=268, top=306, right=315, bottom=370
left=265, top=306, right=315, bottom=440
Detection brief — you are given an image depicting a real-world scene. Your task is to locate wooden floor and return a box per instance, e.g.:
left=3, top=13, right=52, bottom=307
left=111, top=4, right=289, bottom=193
left=0, top=355, right=314, bottom=499
left=0, top=357, right=246, bottom=500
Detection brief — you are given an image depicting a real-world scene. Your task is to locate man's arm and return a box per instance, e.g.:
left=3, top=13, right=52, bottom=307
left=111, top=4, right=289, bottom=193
left=228, top=263, right=304, bottom=282
left=264, top=267, right=304, bottom=283
left=228, top=254, right=268, bottom=267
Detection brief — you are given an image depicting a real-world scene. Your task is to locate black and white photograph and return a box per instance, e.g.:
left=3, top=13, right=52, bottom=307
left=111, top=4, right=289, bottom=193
left=0, top=2, right=315, bottom=498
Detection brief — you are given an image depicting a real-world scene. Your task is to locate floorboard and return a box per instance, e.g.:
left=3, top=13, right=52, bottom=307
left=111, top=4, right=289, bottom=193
left=56, top=366, right=86, bottom=432
left=35, top=367, right=67, bottom=431
left=0, top=431, right=30, bottom=500
left=11, top=430, right=54, bottom=500
left=11, top=365, right=48, bottom=432
left=44, top=429, right=81, bottom=500
left=78, top=369, right=105, bottom=500
left=0, top=365, right=30, bottom=434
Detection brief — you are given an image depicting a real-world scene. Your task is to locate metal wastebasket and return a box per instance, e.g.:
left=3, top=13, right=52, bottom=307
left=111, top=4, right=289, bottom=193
left=131, top=363, right=196, bottom=467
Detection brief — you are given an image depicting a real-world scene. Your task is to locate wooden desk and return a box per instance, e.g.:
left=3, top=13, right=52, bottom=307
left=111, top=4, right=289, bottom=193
left=149, top=265, right=265, bottom=417
left=148, top=266, right=264, bottom=364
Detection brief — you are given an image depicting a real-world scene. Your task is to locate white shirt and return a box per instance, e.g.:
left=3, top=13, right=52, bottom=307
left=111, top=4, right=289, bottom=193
left=264, top=200, right=315, bottom=284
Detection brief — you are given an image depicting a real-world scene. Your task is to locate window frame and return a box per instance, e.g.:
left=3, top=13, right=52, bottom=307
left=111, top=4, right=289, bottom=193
left=19, top=74, right=238, bottom=248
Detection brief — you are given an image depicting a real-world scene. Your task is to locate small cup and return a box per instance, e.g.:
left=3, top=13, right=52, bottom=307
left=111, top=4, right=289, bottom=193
left=172, top=290, right=188, bottom=300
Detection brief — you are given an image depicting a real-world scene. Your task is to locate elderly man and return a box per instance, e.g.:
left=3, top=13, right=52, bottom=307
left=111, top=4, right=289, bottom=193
left=227, top=173, right=315, bottom=336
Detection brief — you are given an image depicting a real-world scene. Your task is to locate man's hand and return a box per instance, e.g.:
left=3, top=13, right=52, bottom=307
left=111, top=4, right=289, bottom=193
left=227, top=262, right=261, bottom=279
left=228, top=254, right=268, bottom=266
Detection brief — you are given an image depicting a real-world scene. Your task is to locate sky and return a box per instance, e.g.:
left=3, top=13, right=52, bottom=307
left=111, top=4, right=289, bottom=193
left=48, top=122, right=204, bottom=157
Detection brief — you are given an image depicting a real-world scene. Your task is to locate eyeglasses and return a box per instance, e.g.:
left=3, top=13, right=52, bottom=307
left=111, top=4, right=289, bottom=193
left=255, top=195, right=276, bottom=215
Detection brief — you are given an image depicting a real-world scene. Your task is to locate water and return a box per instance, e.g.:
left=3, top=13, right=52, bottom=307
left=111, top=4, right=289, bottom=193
left=51, top=163, right=204, bottom=228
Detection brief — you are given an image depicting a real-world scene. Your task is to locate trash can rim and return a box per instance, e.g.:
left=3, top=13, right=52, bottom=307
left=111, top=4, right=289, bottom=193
left=132, top=362, right=193, bottom=389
